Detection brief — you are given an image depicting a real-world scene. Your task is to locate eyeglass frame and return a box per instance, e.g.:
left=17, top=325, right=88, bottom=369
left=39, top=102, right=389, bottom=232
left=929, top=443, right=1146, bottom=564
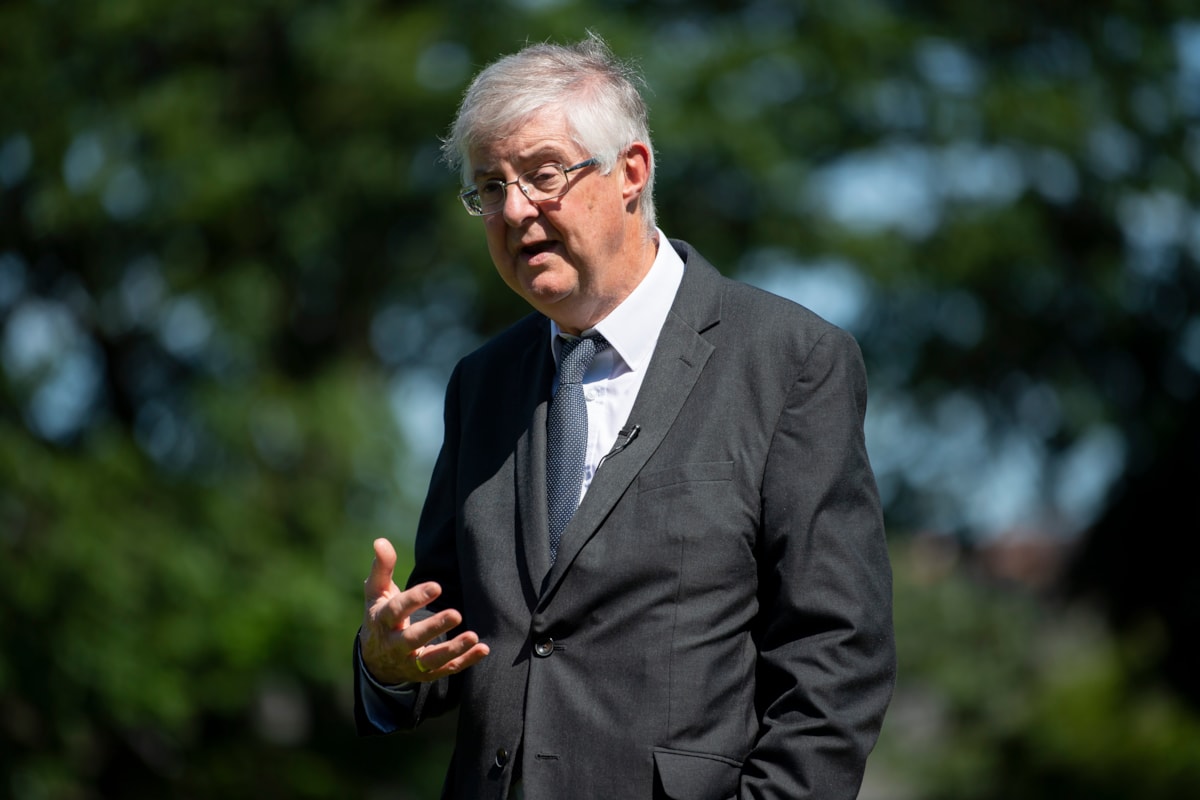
left=458, top=158, right=599, bottom=216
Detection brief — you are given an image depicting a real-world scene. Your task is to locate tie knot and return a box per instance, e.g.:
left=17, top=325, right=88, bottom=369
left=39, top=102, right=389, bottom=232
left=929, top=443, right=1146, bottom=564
left=557, top=334, right=608, bottom=386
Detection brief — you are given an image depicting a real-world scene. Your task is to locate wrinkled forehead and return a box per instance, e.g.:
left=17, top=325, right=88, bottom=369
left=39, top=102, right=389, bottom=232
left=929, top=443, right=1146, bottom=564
left=466, top=109, right=583, bottom=175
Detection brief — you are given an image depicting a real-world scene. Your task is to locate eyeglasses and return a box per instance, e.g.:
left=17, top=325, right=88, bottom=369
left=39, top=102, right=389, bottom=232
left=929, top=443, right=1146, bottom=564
left=458, top=158, right=598, bottom=216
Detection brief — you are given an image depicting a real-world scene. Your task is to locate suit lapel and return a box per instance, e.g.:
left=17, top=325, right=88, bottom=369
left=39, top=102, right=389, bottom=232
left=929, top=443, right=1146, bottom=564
left=538, top=245, right=723, bottom=602
left=514, top=320, right=556, bottom=593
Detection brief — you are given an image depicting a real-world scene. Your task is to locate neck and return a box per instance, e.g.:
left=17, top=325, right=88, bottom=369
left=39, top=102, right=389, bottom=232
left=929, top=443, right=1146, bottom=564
left=556, top=231, right=658, bottom=335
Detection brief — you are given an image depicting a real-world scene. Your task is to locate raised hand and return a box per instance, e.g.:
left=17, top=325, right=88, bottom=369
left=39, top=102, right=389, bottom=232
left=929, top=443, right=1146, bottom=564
left=358, top=538, right=490, bottom=684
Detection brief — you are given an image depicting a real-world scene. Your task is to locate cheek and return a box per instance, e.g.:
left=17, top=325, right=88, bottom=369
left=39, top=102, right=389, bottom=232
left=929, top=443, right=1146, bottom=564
left=483, top=224, right=510, bottom=263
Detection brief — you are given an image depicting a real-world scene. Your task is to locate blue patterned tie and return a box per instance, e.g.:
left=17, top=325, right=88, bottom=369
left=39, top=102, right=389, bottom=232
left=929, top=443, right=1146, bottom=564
left=547, top=334, right=608, bottom=563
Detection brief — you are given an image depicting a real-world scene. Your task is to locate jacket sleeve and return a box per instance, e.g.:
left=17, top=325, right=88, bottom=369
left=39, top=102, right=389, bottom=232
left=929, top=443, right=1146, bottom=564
left=351, top=635, right=418, bottom=735
left=351, top=362, right=467, bottom=735
left=740, top=327, right=896, bottom=799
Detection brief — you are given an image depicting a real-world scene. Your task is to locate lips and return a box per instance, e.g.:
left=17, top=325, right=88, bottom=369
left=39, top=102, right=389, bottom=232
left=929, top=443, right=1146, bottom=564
left=518, top=240, right=557, bottom=258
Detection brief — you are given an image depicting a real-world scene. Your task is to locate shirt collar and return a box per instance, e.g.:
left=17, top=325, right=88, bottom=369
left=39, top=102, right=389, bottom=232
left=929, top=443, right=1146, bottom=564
left=550, top=229, right=685, bottom=372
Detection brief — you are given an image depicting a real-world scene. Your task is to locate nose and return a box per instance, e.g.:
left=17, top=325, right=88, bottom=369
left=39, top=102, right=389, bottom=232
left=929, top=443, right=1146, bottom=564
left=500, top=181, right=540, bottom=226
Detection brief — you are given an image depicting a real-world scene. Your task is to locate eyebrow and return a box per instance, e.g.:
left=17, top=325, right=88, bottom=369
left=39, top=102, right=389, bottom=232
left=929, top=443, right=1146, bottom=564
left=471, top=149, right=570, bottom=181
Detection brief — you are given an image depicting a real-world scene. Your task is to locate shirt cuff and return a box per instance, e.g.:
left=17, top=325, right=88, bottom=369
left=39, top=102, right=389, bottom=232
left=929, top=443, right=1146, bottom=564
left=356, top=636, right=417, bottom=732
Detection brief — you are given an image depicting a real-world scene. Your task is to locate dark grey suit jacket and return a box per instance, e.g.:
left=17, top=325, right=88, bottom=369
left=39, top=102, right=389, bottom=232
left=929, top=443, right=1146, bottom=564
left=355, top=240, right=895, bottom=800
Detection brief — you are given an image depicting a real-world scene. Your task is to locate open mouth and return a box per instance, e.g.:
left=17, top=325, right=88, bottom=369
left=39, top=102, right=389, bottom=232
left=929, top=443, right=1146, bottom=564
left=520, top=241, right=557, bottom=258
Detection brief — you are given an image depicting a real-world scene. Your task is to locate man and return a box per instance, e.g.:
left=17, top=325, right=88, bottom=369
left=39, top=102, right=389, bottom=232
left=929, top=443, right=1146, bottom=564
left=354, top=33, right=895, bottom=800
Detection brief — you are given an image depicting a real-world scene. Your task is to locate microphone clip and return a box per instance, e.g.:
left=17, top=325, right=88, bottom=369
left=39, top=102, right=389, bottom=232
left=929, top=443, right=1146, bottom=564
left=599, top=424, right=641, bottom=467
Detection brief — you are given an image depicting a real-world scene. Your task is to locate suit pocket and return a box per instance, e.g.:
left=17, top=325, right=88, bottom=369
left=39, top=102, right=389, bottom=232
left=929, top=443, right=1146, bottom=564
left=653, top=748, right=741, bottom=800
left=638, top=460, right=734, bottom=493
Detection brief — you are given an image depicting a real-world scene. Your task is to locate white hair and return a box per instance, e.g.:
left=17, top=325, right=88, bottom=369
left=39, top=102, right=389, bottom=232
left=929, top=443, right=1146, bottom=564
left=442, top=32, right=657, bottom=232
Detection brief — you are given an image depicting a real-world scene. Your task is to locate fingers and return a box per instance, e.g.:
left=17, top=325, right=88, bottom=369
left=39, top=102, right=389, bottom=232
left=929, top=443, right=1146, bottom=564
left=401, top=602, right=460, bottom=642
left=364, top=537, right=398, bottom=600
left=361, top=618, right=490, bottom=684
left=363, top=538, right=441, bottom=630
left=374, top=582, right=444, bottom=632
left=411, top=635, right=491, bottom=680
left=358, top=538, right=490, bottom=682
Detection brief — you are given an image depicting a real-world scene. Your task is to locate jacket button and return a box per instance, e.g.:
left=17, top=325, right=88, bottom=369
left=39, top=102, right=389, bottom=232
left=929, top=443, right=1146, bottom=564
left=495, top=748, right=509, bottom=768
left=533, top=638, right=554, bottom=657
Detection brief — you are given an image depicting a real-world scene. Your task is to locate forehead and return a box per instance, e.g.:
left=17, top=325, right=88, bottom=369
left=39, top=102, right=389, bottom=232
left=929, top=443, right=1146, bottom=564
left=468, top=112, right=580, bottom=176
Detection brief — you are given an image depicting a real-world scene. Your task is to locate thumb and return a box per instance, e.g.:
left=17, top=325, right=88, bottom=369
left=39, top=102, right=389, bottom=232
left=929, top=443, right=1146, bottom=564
left=364, top=537, right=398, bottom=599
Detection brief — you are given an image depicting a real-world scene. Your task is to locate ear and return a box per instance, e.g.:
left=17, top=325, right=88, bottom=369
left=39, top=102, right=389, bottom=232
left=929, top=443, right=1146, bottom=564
left=620, top=142, right=651, bottom=208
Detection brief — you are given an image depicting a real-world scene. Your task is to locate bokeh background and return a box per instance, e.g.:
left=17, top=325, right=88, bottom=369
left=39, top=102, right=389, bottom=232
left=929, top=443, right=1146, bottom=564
left=3, top=0, right=1200, bottom=797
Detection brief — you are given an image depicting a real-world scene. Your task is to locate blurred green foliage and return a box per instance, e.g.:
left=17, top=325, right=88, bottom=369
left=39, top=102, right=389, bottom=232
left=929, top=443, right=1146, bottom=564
left=3, top=0, right=1200, bottom=797
left=880, top=539, right=1200, bottom=800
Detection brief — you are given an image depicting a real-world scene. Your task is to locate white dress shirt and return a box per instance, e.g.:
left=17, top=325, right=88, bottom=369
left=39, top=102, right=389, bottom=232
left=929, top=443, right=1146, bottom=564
left=550, top=229, right=685, bottom=504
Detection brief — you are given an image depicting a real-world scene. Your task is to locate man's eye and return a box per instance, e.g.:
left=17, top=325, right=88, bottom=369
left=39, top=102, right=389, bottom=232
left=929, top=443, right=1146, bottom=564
left=527, top=168, right=559, bottom=188
left=478, top=182, right=505, bottom=199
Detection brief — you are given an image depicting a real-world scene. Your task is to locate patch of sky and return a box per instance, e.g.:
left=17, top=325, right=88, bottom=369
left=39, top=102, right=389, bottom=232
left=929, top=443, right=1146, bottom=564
left=118, top=255, right=167, bottom=330
left=1117, top=189, right=1188, bottom=275
left=864, top=389, right=1003, bottom=531
left=62, top=131, right=106, bottom=193
left=862, top=390, right=911, bottom=509
left=940, top=142, right=1024, bottom=204
left=371, top=299, right=478, bottom=370
left=920, top=391, right=991, bottom=490
left=102, top=164, right=150, bottom=220
left=0, top=252, right=27, bottom=311
left=1026, top=147, right=1079, bottom=205
left=1172, top=20, right=1200, bottom=116
left=865, top=385, right=1118, bottom=539
left=2, top=298, right=104, bottom=442
left=1013, top=378, right=1064, bottom=441
left=372, top=290, right=481, bottom=486
left=1175, top=21, right=1200, bottom=72
left=806, top=142, right=940, bottom=238
left=806, top=139, right=1029, bottom=237
left=157, top=294, right=213, bottom=361
left=371, top=304, right=430, bottom=367
left=1087, top=121, right=1141, bottom=180
left=27, top=346, right=104, bottom=442
left=387, top=367, right=448, bottom=489
left=1052, top=424, right=1126, bottom=532
left=3, top=299, right=77, bottom=378
left=872, top=79, right=927, bottom=131
left=914, top=38, right=983, bottom=96
left=737, top=249, right=872, bottom=334
left=0, top=134, right=32, bottom=187
left=960, top=428, right=1047, bottom=537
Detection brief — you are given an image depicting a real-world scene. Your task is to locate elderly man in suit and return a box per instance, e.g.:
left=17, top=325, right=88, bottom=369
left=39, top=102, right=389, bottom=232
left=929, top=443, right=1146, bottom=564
left=354, top=33, right=895, bottom=800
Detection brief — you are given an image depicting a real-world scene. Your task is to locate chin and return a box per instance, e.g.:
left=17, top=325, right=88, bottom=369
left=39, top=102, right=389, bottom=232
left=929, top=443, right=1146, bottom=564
left=527, top=285, right=572, bottom=308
